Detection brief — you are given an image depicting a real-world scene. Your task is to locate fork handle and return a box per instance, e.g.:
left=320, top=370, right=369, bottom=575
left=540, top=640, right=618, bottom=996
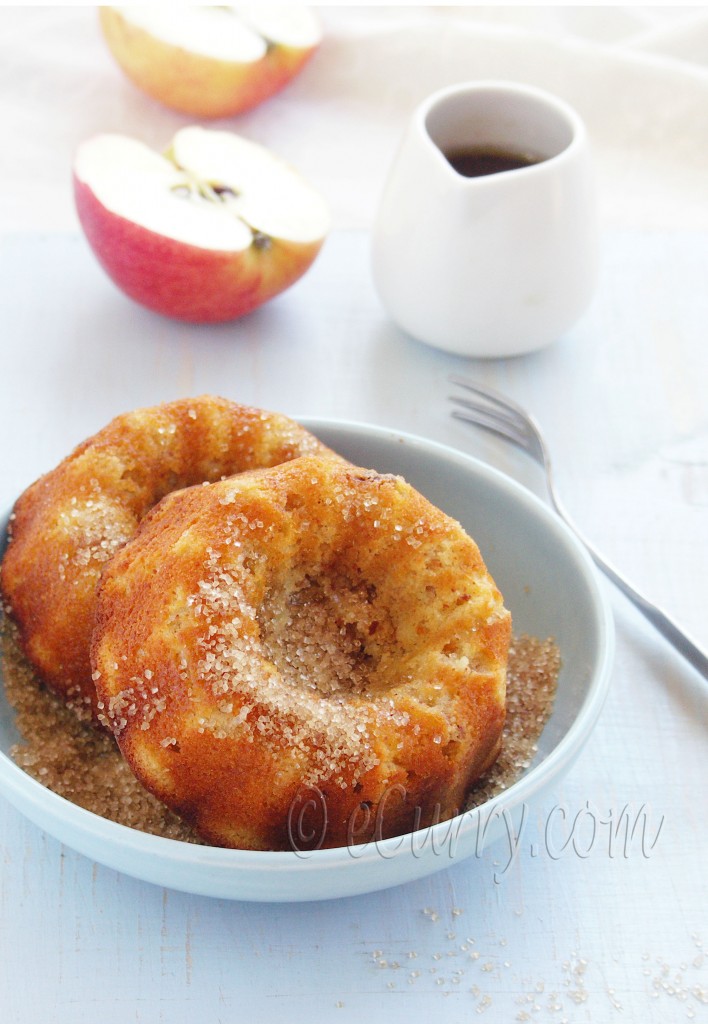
left=542, top=478, right=708, bottom=679
left=570, top=520, right=708, bottom=680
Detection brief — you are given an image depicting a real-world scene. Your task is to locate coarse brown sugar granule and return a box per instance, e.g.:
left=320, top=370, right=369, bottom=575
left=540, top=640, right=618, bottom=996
left=1, top=611, right=558, bottom=843
left=465, top=634, right=560, bottom=811
left=1, top=617, right=200, bottom=843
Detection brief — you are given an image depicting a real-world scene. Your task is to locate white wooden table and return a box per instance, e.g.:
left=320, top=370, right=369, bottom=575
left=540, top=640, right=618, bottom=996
left=0, top=228, right=706, bottom=1023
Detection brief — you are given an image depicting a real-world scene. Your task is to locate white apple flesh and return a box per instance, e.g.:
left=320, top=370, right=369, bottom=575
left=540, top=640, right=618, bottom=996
left=73, top=127, right=330, bottom=323
left=99, top=5, right=322, bottom=118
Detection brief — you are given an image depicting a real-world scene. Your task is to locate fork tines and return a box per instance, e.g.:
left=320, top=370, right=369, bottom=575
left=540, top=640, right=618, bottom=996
left=447, top=375, right=532, bottom=452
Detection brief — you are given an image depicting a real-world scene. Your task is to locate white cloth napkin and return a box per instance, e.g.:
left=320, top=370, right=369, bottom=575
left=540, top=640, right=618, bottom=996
left=1, top=5, right=708, bottom=236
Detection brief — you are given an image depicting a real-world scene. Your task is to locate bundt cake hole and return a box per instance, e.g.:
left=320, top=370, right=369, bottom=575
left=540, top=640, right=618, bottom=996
left=258, top=569, right=387, bottom=698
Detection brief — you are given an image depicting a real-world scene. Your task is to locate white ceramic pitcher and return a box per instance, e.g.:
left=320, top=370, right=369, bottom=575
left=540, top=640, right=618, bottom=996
left=371, top=81, right=598, bottom=358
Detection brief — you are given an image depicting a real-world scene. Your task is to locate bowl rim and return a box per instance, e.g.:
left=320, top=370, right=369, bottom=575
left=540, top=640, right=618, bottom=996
left=0, top=418, right=615, bottom=884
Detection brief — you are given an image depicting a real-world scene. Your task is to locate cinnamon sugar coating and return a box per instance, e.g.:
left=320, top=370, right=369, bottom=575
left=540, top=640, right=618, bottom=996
left=91, top=456, right=511, bottom=850
left=0, top=397, right=338, bottom=723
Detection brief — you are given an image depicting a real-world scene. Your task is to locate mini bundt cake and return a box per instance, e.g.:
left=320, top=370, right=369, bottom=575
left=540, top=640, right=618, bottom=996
left=0, top=397, right=338, bottom=722
left=91, top=455, right=511, bottom=850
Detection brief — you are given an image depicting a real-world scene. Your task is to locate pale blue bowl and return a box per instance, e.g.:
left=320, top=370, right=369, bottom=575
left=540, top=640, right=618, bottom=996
left=0, top=421, right=614, bottom=901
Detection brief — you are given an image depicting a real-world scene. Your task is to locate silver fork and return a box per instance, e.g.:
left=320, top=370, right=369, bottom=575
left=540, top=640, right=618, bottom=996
left=448, top=374, right=708, bottom=681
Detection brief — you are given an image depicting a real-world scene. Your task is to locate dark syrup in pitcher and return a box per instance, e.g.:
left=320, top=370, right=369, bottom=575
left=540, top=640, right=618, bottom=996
left=445, top=146, right=542, bottom=177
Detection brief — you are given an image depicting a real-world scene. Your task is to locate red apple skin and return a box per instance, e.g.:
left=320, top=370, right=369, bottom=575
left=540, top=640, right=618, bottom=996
left=74, top=175, right=325, bottom=324
left=99, top=8, right=319, bottom=119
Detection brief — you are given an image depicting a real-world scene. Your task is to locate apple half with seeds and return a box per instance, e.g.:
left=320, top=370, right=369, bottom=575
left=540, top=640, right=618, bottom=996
left=73, top=127, right=330, bottom=324
left=99, top=5, right=322, bottom=118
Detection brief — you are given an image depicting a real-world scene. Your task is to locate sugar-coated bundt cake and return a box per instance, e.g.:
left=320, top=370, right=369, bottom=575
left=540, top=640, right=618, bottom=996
left=91, top=455, right=511, bottom=850
left=0, top=397, right=338, bottom=722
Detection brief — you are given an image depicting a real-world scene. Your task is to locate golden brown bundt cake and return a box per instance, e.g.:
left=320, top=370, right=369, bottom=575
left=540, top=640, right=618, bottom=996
left=0, top=397, right=338, bottom=722
left=91, top=455, right=511, bottom=850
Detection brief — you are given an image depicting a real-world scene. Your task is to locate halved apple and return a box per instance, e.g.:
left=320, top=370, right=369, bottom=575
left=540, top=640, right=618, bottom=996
left=99, top=5, right=322, bottom=118
left=73, top=127, right=330, bottom=324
